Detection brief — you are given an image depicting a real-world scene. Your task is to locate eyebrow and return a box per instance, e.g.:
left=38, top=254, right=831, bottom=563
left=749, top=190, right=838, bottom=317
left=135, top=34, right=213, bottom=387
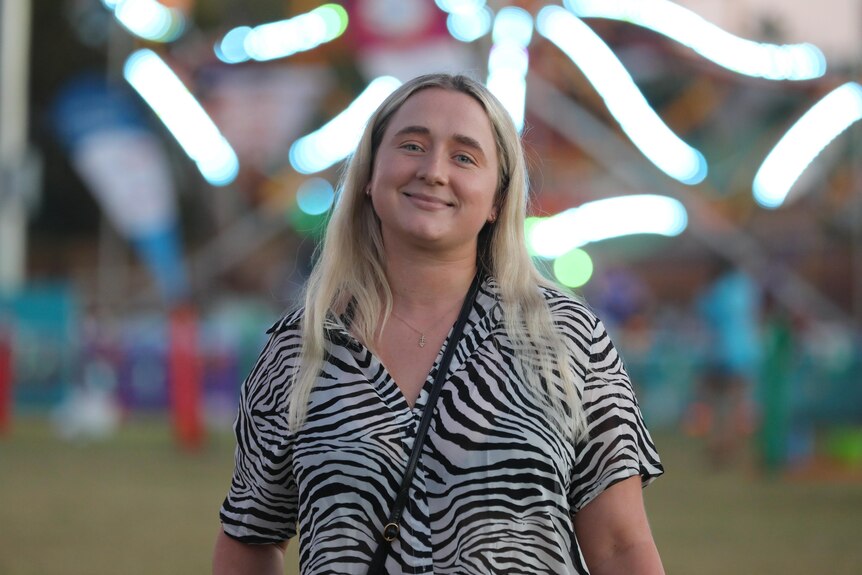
left=392, top=125, right=487, bottom=159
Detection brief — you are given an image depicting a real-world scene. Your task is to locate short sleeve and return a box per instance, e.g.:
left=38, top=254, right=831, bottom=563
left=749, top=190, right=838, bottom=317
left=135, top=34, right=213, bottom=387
left=569, top=317, right=664, bottom=513
left=219, top=322, right=301, bottom=543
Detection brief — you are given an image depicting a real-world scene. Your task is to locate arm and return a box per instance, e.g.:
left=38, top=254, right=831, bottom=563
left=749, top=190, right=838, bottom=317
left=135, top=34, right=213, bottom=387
left=574, top=475, right=664, bottom=575
left=212, top=528, right=287, bottom=575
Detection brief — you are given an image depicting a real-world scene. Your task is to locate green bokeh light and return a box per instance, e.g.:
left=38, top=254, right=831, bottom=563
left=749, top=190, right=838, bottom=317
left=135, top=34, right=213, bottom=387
left=553, top=248, right=593, bottom=288
left=317, top=4, right=349, bottom=38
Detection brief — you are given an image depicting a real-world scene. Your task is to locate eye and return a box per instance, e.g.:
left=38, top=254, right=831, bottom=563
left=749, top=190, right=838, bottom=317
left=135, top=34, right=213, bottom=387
left=454, top=154, right=476, bottom=165
left=400, top=143, right=423, bottom=152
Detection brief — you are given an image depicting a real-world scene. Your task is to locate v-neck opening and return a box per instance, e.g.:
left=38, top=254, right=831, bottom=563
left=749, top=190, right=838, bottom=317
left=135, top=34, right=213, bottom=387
left=328, top=277, right=501, bottom=420
left=385, top=327, right=449, bottom=416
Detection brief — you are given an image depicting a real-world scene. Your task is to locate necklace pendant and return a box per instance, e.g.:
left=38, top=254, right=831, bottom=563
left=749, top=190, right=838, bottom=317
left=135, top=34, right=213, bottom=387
left=418, top=334, right=426, bottom=348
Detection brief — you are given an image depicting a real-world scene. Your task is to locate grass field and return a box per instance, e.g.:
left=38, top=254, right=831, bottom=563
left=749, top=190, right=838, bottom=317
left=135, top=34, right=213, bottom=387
left=1, top=417, right=861, bottom=574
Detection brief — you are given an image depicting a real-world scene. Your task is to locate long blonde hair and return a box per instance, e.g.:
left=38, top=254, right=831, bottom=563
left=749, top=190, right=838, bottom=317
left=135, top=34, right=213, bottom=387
left=291, top=73, right=587, bottom=440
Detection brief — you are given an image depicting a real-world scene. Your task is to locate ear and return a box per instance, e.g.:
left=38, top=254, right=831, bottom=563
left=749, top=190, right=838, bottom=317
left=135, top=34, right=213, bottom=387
left=487, top=208, right=498, bottom=223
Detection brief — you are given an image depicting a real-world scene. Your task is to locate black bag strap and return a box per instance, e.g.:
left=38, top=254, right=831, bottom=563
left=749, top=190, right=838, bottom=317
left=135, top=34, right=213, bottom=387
left=367, top=271, right=483, bottom=574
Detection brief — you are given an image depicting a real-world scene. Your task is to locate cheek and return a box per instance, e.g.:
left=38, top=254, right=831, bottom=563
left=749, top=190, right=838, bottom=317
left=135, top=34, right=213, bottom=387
left=474, top=176, right=499, bottom=210
left=368, top=154, right=387, bottom=190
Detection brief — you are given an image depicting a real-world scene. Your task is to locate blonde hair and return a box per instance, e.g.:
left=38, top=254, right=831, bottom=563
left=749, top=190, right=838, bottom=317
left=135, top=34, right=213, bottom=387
left=290, top=73, right=587, bottom=440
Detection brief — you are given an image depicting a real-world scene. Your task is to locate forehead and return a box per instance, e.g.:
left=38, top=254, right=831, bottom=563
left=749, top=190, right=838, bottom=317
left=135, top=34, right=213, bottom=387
left=384, top=88, right=497, bottom=148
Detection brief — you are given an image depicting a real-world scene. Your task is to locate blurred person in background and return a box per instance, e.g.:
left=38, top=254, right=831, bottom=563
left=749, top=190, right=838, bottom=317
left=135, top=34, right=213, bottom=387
left=692, top=256, right=761, bottom=468
left=213, top=74, right=664, bottom=575
left=757, top=289, right=796, bottom=475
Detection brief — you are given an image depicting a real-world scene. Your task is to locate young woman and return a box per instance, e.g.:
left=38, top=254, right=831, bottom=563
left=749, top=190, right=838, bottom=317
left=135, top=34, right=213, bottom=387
left=214, top=73, right=664, bottom=574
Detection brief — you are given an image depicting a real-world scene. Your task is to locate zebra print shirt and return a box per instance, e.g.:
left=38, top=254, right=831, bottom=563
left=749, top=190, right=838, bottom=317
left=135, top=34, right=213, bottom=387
left=220, top=277, right=663, bottom=574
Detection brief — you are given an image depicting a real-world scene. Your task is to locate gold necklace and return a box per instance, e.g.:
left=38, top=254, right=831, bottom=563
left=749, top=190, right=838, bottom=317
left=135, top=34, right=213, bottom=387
left=390, top=304, right=462, bottom=348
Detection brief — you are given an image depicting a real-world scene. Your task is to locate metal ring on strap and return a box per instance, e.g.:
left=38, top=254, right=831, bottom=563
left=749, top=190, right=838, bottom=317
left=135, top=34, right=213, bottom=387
left=382, top=522, right=399, bottom=542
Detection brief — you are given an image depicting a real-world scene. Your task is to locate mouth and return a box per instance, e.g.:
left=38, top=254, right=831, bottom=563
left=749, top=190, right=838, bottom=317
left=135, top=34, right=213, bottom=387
left=403, top=191, right=455, bottom=207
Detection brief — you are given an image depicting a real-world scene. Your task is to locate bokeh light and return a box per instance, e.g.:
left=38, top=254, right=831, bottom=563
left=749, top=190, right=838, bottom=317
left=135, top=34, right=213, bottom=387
left=296, top=178, right=335, bottom=215
left=553, top=248, right=594, bottom=288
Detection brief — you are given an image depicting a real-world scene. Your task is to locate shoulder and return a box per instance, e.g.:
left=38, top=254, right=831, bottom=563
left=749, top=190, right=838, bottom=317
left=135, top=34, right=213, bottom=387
left=262, top=305, right=355, bottom=352
left=265, top=307, right=304, bottom=335
left=243, top=308, right=304, bottom=397
left=539, top=283, right=599, bottom=340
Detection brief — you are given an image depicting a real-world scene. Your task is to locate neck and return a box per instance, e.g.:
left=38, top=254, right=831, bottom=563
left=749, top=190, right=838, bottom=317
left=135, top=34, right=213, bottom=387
left=384, top=248, right=477, bottom=312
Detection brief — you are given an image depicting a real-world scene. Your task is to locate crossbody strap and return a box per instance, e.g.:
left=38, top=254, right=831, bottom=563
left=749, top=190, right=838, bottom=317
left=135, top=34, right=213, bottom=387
left=367, top=271, right=483, bottom=574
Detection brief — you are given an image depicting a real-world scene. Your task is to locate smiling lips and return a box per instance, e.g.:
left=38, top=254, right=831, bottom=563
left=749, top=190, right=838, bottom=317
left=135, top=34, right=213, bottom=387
left=403, top=191, right=455, bottom=208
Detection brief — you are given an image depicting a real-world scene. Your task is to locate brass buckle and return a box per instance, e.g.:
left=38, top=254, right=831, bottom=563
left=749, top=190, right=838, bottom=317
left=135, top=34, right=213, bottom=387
left=383, top=522, right=399, bottom=542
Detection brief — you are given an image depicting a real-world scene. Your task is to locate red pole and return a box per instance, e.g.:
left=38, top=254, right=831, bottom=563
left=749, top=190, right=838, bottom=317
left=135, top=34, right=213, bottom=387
left=167, top=305, right=204, bottom=451
left=0, top=321, right=13, bottom=436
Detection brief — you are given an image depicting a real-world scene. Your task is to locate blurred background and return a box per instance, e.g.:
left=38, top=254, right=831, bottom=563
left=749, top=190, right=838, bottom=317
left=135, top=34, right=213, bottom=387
left=1, top=0, right=861, bottom=573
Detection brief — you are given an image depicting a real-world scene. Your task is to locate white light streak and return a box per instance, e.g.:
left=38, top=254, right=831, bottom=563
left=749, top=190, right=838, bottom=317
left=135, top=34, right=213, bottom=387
left=215, top=27, right=252, bottom=64
left=435, top=0, right=487, bottom=15
left=447, top=7, right=493, bottom=42
left=215, top=4, right=348, bottom=64
left=537, top=6, right=707, bottom=185
left=491, top=5, right=533, bottom=46
left=124, top=49, right=239, bottom=186
left=754, top=82, right=862, bottom=209
left=289, top=76, right=403, bottom=175
left=487, top=7, right=533, bottom=132
left=528, top=194, right=688, bottom=258
left=103, top=0, right=185, bottom=43
left=564, top=0, right=826, bottom=81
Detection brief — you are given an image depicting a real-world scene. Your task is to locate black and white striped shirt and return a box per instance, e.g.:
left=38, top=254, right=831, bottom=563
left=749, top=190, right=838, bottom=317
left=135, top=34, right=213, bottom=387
left=220, top=277, right=663, bottom=574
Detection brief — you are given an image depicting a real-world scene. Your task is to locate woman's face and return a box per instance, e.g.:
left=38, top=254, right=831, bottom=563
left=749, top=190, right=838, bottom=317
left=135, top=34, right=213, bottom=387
left=368, top=88, right=500, bottom=258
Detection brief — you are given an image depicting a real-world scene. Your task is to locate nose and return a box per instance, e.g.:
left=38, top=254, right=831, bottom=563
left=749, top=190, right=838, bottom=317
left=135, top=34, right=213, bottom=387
left=416, top=150, right=448, bottom=185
